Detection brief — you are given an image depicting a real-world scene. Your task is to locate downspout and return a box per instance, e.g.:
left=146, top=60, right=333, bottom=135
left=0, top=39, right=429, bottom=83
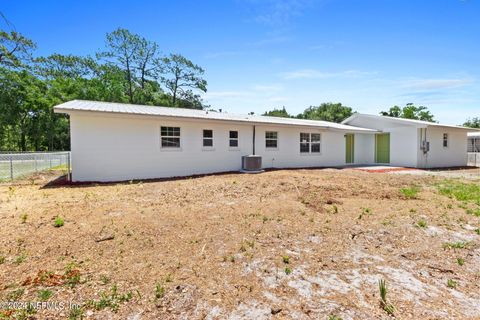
left=252, top=125, right=256, bottom=155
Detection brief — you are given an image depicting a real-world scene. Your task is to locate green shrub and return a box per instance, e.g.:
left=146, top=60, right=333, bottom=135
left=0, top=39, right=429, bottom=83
left=400, top=186, right=420, bottom=199
left=54, top=216, right=64, bottom=228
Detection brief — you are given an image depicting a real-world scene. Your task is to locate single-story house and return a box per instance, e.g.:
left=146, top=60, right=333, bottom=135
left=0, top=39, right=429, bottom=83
left=54, top=100, right=478, bottom=182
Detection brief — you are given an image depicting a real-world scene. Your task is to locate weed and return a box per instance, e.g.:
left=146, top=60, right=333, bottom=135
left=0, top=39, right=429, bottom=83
left=378, top=279, right=395, bottom=315
left=284, top=267, right=292, bottom=275
left=20, top=213, right=28, bottom=224
left=64, top=263, right=81, bottom=288
left=332, top=205, right=338, bottom=214
left=37, top=289, right=53, bottom=301
left=443, top=241, right=471, bottom=249
left=446, top=203, right=453, bottom=209
left=409, top=208, right=417, bottom=213
left=7, top=288, right=24, bottom=300
left=155, top=282, right=165, bottom=300
left=14, top=254, right=26, bottom=264
left=100, top=275, right=111, bottom=285
left=466, top=208, right=480, bottom=217
left=86, top=284, right=132, bottom=312
left=475, top=228, right=480, bottom=235
left=54, top=216, right=65, bottom=227
left=328, top=316, right=343, bottom=320
left=282, top=255, right=290, bottom=264
left=68, top=307, right=84, bottom=320
left=164, top=273, right=173, bottom=283
left=447, top=279, right=457, bottom=288
left=416, top=219, right=427, bottom=228
left=400, top=186, right=420, bottom=199
left=358, top=207, right=372, bottom=220
left=0, top=256, right=5, bottom=264
left=457, top=258, right=465, bottom=266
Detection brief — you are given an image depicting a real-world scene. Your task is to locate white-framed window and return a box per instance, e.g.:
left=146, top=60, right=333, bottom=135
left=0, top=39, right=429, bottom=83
left=161, top=126, right=180, bottom=148
left=443, top=133, right=448, bottom=148
left=229, top=130, right=239, bottom=147
left=265, top=131, right=278, bottom=149
left=203, top=129, right=213, bottom=147
left=300, top=133, right=321, bottom=153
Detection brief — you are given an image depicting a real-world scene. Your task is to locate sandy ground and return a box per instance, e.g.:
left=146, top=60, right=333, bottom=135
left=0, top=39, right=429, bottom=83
left=0, top=168, right=479, bottom=319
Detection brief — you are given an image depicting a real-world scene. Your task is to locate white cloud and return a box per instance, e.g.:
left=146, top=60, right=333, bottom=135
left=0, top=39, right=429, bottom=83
left=401, top=78, right=474, bottom=90
left=252, top=0, right=316, bottom=26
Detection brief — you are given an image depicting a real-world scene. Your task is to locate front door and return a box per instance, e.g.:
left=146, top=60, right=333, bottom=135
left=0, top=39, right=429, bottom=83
left=375, top=133, right=390, bottom=163
left=345, top=134, right=354, bottom=164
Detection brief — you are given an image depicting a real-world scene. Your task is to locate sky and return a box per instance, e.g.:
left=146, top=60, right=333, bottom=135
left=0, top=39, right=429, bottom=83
left=2, top=0, right=479, bottom=124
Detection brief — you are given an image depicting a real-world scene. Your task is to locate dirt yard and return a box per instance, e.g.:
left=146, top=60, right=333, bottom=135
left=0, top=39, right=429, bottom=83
left=1, top=168, right=479, bottom=319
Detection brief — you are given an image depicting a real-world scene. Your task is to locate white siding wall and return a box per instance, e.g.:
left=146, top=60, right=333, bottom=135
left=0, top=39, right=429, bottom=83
left=354, top=133, right=375, bottom=164
left=70, top=112, right=350, bottom=181
left=254, top=126, right=346, bottom=168
left=418, top=127, right=467, bottom=168
left=70, top=113, right=254, bottom=181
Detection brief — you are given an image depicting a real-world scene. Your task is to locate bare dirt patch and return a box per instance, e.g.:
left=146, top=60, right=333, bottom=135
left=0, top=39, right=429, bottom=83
left=1, top=169, right=479, bottom=319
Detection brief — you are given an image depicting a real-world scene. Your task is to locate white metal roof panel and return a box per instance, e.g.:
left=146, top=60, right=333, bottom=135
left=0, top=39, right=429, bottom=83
left=54, top=100, right=377, bottom=132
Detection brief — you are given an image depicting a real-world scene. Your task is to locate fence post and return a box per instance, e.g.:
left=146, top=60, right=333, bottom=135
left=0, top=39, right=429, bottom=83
left=67, top=152, right=71, bottom=182
left=34, top=154, right=37, bottom=171
left=9, top=156, right=13, bottom=180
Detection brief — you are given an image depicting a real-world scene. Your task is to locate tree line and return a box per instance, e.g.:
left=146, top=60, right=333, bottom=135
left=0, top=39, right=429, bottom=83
left=264, top=102, right=479, bottom=128
left=0, top=20, right=208, bottom=151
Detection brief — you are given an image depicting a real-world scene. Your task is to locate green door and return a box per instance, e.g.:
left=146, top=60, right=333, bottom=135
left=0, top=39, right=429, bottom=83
left=375, top=133, right=390, bottom=163
left=345, top=134, right=354, bottom=164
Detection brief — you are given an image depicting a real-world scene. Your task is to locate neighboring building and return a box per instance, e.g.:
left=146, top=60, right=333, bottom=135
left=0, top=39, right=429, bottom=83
left=468, top=132, right=480, bottom=152
left=54, top=100, right=479, bottom=182
left=342, top=113, right=476, bottom=168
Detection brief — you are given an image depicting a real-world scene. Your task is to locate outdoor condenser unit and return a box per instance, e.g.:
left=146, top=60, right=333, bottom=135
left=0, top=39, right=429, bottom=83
left=242, top=155, right=262, bottom=171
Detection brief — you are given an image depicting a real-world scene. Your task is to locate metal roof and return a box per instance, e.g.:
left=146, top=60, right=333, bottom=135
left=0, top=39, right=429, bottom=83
left=468, top=132, right=480, bottom=137
left=342, top=113, right=479, bottom=131
left=54, top=100, right=377, bottom=132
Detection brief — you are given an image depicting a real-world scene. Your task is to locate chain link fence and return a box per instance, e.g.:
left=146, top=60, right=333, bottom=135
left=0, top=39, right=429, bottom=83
left=0, top=152, right=71, bottom=181
left=468, top=152, right=480, bottom=167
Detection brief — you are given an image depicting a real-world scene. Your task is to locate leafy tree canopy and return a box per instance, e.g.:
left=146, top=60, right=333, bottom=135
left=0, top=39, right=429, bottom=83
left=463, top=117, right=480, bottom=128
left=297, top=102, right=353, bottom=123
left=380, top=103, right=435, bottom=122
left=263, top=107, right=292, bottom=118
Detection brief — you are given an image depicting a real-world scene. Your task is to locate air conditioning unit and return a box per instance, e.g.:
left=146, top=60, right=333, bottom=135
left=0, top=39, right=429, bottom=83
left=242, top=155, right=262, bottom=171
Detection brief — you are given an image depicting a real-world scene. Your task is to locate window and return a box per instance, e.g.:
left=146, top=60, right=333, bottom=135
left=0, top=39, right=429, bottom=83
left=265, top=131, right=278, bottom=148
left=229, top=131, right=238, bottom=147
left=443, top=133, right=448, bottom=148
left=203, top=129, right=213, bottom=147
left=300, top=133, right=321, bottom=153
left=161, top=126, right=180, bottom=148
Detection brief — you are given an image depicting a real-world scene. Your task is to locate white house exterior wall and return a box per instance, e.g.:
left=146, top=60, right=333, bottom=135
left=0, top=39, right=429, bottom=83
left=70, top=112, right=352, bottom=182
left=417, top=127, right=467, bottom=168
left=70, top=112, right=255, bottom=181
left=254, top=126, right=346, bottom=169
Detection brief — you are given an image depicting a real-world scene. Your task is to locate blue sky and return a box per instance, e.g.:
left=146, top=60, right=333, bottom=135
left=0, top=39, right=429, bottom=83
left=3, top=0, right=479, bottom=124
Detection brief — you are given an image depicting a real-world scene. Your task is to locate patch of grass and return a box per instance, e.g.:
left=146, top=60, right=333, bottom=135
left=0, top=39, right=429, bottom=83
left=443, top=241, right=471, bottom=249
left=282, top=255, right=290, bottom=264
left=154, top=282, right=165, bottom=300
left=437, top=181, right=480, bottom=205
left=0, top=256, right=5, bottom=264
left=100, top=275, right=111, bottom=285
left=416, top=219, right=428, bottom=228
left=400, top=186, right=420, bottom=199
left=14, top=254, right=26, bottom=264
left=64, top=263, right=81, bottom=288
left=328, top=316, right=343, bottom=320
left=466, top=208, right=480, bottom=217
left=331, top=204, right=338, bottom=214
left=284, top=267, right=292, bottom=275
left=475, top=228, right=480, bottom=235
left=37, top=289, right=53, bottom=301
left=457, top=258, right=465, bottom=266
left=68, top=307, right=84, bottom=320
left=358, top=207, right=372, bottom=220
left=54, top=216, right=64, bottom=228
left=378, top=279, right=395, bottom=315
left=447, top=279, right=457, bottom=288
left=86, top=284, right=132, bottom=312
left=7, top=288, right=24, bottom=300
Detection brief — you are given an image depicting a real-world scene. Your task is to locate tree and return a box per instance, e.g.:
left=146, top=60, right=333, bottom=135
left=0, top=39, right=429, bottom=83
left=159, top=53, right=207, bottom=108
left=297, top=103, right=353, bottom=123
left=380, top=103, right=435, bottom=122
left=0, top=12, right=36, bottom=68
left=263, top=107, right=292, bottom=118
left=463, top=117, right=480, bottom=128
